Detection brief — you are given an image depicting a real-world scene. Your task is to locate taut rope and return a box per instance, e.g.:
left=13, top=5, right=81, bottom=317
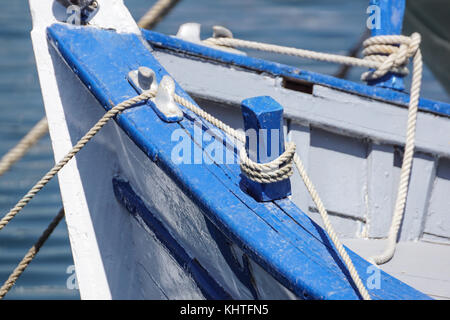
left=0, top=209, right=65, bottom=299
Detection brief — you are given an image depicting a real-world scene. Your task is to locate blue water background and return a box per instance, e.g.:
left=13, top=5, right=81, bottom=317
left=0, top=0, right=447, bottom=300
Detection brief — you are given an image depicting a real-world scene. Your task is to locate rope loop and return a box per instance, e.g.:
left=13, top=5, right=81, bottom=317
left=361, top=33, right=421, bottom=81
left=7, top=29, right=423, bottom=300
left=239, top=142, right=296, bottom=184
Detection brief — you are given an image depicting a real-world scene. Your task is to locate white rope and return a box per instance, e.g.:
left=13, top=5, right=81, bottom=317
left=173, top=94, right=246, bottom=142
left=203, top=37, right=379, bottom=70
left=361, top=34, right=421, bottom=81
left=370, top=43, right=422, bottom=265
left=204, top=33, right=420, bottom=82
left=200, top=32, right=423, bottom=297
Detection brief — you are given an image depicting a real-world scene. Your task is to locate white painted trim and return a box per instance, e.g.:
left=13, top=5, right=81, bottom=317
left=28, top=0, right=141, bottom=300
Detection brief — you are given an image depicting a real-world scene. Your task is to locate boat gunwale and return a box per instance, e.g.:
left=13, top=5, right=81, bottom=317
left=142, top=30, right=450, bottom=119
left=45, top=22, right=431, bottom=300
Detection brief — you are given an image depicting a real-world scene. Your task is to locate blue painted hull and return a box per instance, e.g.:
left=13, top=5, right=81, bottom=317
left=45, top=23, right=431, bottom=300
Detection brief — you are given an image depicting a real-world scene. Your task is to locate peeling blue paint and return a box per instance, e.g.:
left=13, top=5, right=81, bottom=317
left=46, top=23, right=431, bottom=300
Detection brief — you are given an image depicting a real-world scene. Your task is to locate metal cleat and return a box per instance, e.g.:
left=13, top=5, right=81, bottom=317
left=152, top=76, right=184, bottom=123
left=175, top=23, right=246, bottom=56
left=128, top=67, right=158, bottom=93
left=128, top=68, right=183, bottom=123
left=175, top=23, right=202, bottom=43
left=212, top=25, right=234, bottom=39
left=209, top=25, right=246, bottom=55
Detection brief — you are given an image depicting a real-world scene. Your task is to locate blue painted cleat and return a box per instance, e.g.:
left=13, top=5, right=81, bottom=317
left=240, top=96, right=292, bottom=202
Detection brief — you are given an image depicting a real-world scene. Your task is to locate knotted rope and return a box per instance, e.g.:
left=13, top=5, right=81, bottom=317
left=240, top=142, right=296, bottom=184
left=0, top=91, right=155, bottom=297
left=367, top=36, right=422, bottom=265
left=205, top=32, right=423, bottom=270
left=361, top=33, right=421, bottom=81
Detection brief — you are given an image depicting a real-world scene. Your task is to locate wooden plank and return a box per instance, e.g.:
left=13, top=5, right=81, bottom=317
left=287, top=122, right=363, bottom=238
left=366, top=143, right=395, bottom=238
left=308, top=127, right=368, bottom=222
left=344, top=238, right=450, bottom=299
left=113, top=177, right=233, bottom=299
left=423, top=158, right=450, bottom=240
left=287, top=121, right=311, bottom=214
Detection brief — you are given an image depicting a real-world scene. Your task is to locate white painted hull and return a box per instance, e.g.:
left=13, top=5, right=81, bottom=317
left=29, top=0, right=298, bottom=300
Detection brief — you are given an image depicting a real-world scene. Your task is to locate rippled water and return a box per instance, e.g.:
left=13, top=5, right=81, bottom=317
left=0, top=0, right=447, bottom=300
